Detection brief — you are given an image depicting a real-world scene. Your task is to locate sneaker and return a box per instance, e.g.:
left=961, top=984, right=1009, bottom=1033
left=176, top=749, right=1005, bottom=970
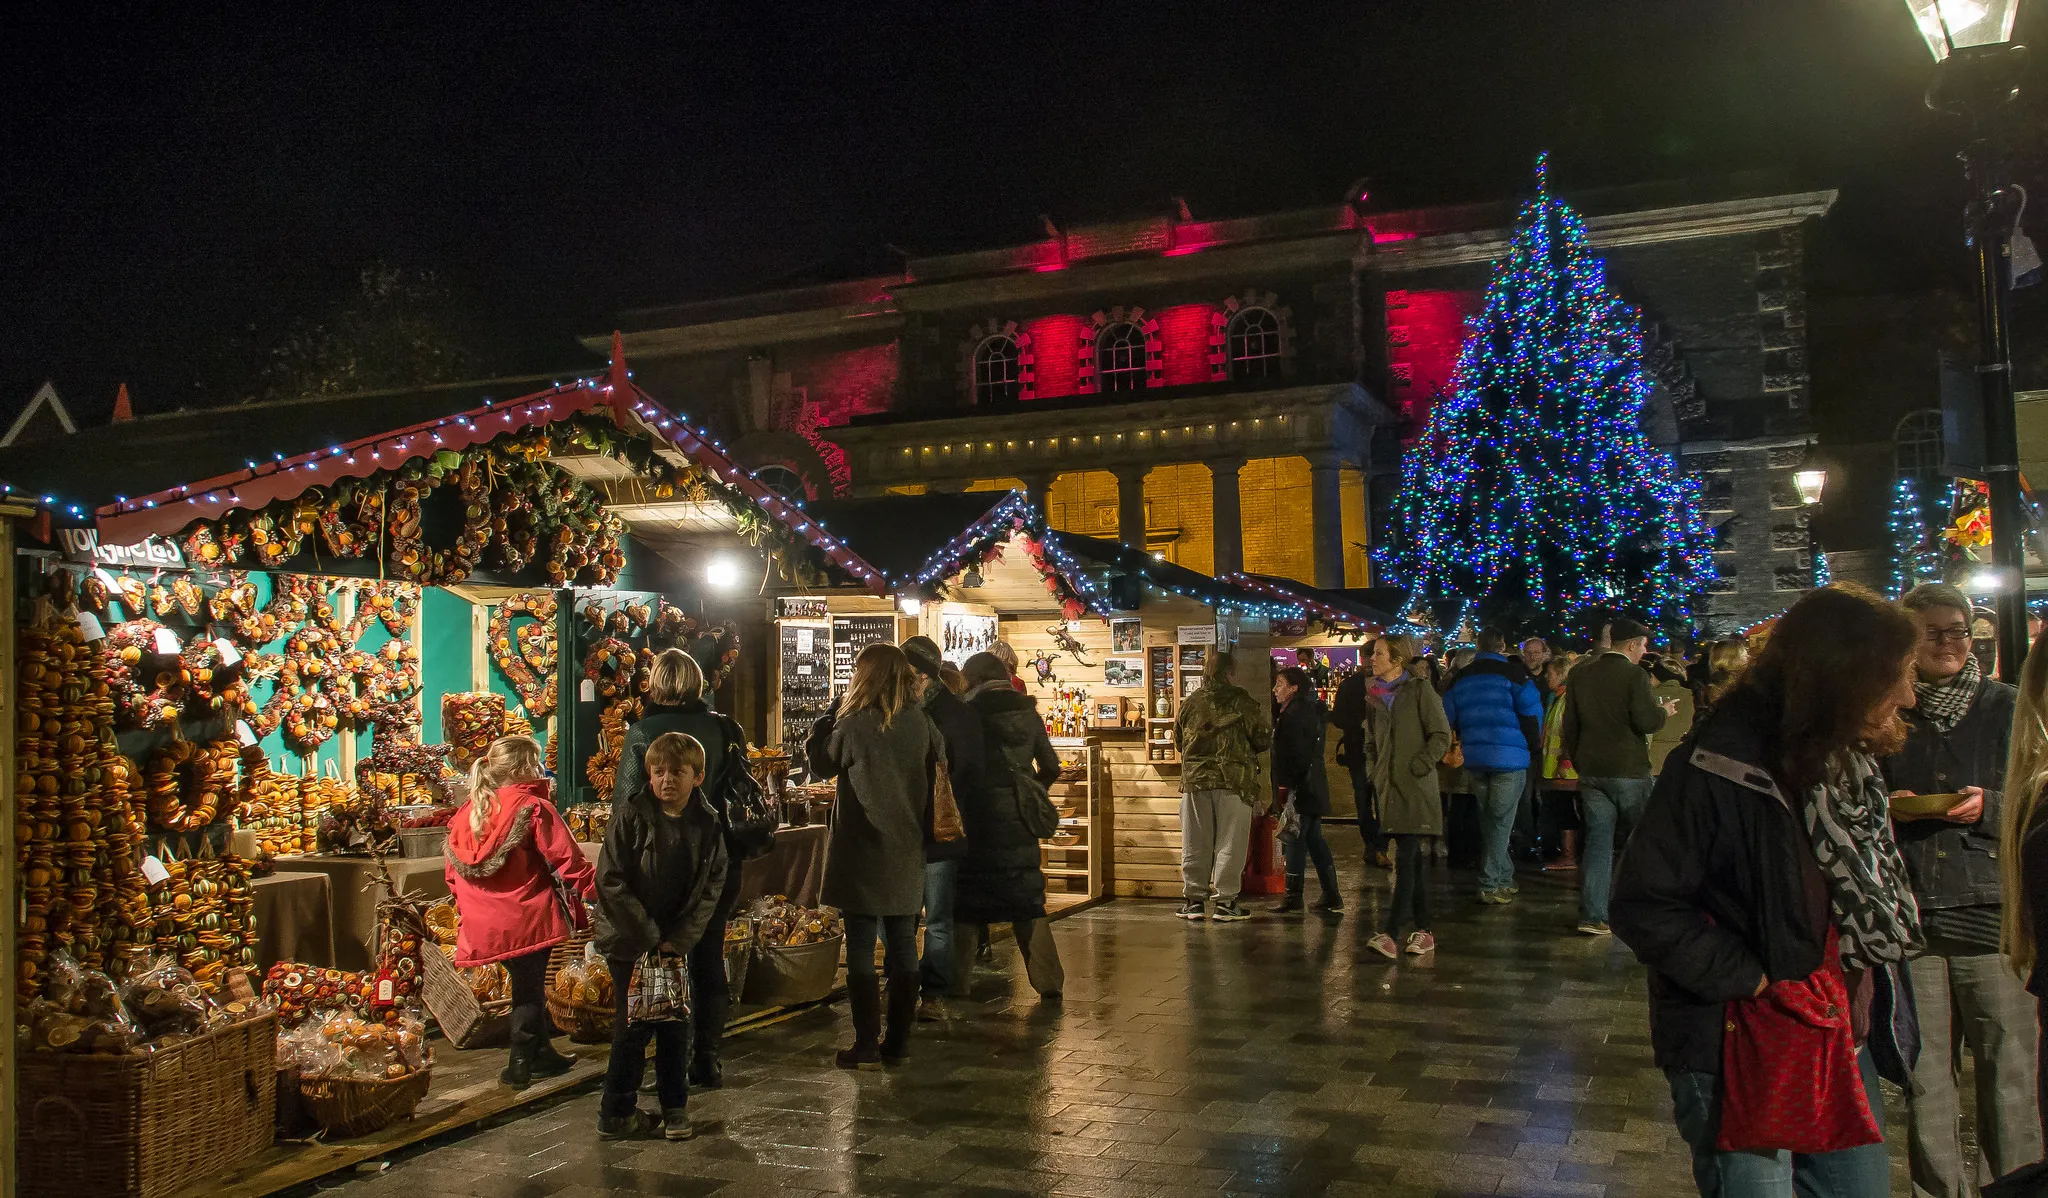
left=1405, top=931, right=1436, bottom=955
left=1316, top=893, right=1344, bottom=913
left=1373, top=851, right=1393, bottom=870
left=1367, top=933, right=1400, bottom=959
left=1210, top=899, right=1252, bottom=922
left=916, top=996, right=946, bottom=1023
left=662, top=1109, right=695, bottom=1141
left=1503, top=884, right=1520, bottom=895
left=1274, top=894, right=1305, bottom=914
left=1577, top=921, right=1611, bottom=936
left=1175, top=900, right=1206, bottom=920
left=1478, top=889, right=1509, bottom=905
left=598, top=1110, right=660, bottom=1140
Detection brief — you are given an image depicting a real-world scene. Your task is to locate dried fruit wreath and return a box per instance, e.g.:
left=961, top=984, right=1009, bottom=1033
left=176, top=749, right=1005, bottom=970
left=486, top=592, right=558, bottom=718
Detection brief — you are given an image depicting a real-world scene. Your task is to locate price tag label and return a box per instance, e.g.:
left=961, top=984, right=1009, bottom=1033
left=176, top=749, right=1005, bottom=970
left=236, top=720, right=257, bottom=747
left=215, top=638, right=242, bottom=666
left=579, top=679, right=597, bottom=703
left=74, top=612, right=104, bottom=641
left=94, top=568, right=119, bottom=589
left=377, top=977, right=395, bottom=1004
left=141, top=856, right=171, bottom=885
left=154, top=628, right=181, bottom=654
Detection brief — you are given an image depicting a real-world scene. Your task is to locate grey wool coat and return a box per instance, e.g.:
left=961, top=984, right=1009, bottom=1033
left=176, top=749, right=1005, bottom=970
left=1362, top=675, right=1453, bottom=836
left=816, top=704, right=940, bottom=916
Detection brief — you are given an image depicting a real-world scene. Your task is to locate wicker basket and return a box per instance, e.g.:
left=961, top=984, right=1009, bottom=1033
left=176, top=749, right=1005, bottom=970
left=296, top=1064, right=433, bottom=1138
left=420, top=942, right=512, bottom=1049
left=17, top=1012, right=278, bottom=1198
left=545, top=994, right=613, bottom=1043
left=543, top=931, right=593, bottom=991
left=741, top=935, right=843, bottom=1007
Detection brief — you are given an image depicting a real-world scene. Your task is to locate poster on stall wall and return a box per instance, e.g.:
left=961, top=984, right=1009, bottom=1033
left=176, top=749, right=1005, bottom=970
left=1215, top=613, right=1240, bottom=647
left=1101, top=657, right=1143, bottom=688
left=1109, top=618, right=1142, bottom=654
left=1176, top=624, right=1217, bottom=646
left=939, top=609, right=999, bottom=666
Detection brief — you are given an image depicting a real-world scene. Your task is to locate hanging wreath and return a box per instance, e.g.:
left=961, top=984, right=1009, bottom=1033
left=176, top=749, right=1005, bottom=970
left=584, top=638, right=637, bottom=699
left=358, top=582, right=419, bottom=636
left=144, top=738, right=235, bottom=831
left=486, top=593, right=557, bottom=717
left=282, top=690, right=339, bottom=753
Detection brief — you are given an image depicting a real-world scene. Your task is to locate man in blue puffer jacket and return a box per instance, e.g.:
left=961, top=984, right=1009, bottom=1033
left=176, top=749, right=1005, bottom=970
left=1442, top=628, right=1544, bottom=904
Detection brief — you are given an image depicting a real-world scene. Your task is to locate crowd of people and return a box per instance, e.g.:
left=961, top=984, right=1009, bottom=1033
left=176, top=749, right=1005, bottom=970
left=427, top=585, right=2048, bottom=1192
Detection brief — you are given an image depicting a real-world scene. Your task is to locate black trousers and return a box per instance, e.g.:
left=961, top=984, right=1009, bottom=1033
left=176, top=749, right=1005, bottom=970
left=1348, top=764, right=1381, bottom=851
left=503, top=948, right=550, bottom=1041
left=1384, top=834, right=1431, bottom=938
left=685, top=869, right=743, bottom=1062
left=602, top=954, right=689, bottom=1117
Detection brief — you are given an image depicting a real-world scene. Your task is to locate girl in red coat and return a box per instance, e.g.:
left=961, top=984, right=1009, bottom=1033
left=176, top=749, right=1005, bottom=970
left=445, top=735, right=596, bottom=1088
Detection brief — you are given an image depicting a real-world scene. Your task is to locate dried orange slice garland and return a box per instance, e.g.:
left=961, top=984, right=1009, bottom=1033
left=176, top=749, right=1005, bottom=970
left=487, top=592, right=558, bottom=718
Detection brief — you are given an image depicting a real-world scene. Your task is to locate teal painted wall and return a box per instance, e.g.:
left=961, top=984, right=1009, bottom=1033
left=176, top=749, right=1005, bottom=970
left=420, top=588, right=470, bottom=744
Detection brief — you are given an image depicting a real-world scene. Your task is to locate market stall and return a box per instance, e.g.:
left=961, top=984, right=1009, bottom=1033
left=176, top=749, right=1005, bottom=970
left=0, top=346, right=861, bottom=1191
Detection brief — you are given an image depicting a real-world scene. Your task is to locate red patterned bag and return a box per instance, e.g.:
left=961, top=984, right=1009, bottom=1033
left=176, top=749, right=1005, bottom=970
left=1716, top=927, right=1881, bottom=1154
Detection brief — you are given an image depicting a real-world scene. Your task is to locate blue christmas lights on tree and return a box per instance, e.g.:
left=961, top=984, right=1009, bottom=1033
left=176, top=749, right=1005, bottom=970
left=1374, top=155, right=1716, bottom=632
left=1885, top=476, right=1950, bottom=597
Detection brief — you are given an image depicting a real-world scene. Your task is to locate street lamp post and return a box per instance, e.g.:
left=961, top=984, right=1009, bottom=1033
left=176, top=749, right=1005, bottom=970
left=1901, top=0, right=2030, bottom=679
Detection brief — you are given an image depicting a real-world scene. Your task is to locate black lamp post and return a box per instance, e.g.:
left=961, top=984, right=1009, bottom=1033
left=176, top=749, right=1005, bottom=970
left=1904, top=0, right=2030, bottom=679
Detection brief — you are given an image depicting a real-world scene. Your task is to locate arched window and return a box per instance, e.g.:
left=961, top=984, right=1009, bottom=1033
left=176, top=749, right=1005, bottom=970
left=1227, top=308, right=1283, bottom=379
left=753, top=464, right=809, bottom=501
left=1894, top=408, right=1944, bottom=479
left=1095, top=322, right=1147, bottom=392
left=972, top=335, right=1022, bottom=404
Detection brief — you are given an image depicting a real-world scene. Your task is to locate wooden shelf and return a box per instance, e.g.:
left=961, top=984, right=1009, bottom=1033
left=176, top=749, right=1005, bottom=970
left=1044, top=868, right=1090, bottom=878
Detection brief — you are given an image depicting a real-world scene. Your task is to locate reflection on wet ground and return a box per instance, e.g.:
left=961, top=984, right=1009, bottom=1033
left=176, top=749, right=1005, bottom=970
left=319, top=853, right=1929, bottom=1196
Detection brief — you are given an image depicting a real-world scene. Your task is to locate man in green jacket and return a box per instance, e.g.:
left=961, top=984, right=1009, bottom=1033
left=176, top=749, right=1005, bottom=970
left=1560, top=617, right=1674, bottom=936
left=1174, top=649, right=1272, bottom=922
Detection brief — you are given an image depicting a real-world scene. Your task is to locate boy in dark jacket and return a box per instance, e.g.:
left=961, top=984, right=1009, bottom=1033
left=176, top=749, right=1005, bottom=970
left=1442, top=629, right=1544, bottom=904
left=593, top=732, right=730, bottom=1142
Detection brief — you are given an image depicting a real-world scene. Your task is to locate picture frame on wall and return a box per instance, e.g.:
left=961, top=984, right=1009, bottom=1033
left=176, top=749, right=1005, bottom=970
left=1109, top=618, right=1142, bottom=654
left=1094, top=701, right=1122, bottom=727
left=1101, top=657, right=1143, bottom=688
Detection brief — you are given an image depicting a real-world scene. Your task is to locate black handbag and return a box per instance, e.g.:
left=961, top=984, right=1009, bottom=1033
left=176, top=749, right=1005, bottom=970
left=714, top=738, right=777, bottom=861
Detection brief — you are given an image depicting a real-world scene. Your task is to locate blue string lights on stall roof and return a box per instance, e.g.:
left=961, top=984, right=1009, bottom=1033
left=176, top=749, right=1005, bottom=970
left=1373, top=153, right=1716, bottom=633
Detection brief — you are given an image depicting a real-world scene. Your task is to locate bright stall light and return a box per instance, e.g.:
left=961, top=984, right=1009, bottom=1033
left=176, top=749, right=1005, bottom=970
left=897, top=596, right=923, bottom=616
left=705, top=556, right=742, bottom=590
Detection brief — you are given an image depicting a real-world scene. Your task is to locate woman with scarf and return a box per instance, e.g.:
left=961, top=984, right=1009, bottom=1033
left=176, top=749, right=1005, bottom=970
left=1881, top=583, right=2040, bottom=1194
left=1613, top=584, right=1922, bottom=1197
left=1361, top=633, right=1452, bottom=958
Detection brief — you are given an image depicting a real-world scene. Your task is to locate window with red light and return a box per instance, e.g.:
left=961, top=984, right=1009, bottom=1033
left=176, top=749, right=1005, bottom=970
left=973, top=335, right=1023, bottom=404
left=1227, top=308, right=1283, bottom=379
left=1096, top=323, right=1147, bottom=392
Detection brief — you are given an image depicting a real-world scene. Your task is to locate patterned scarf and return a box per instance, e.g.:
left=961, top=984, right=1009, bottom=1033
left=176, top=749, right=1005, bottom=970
left=1804, top=751, right=1921, bottom=970
left=1912, top=652, right=1980, bottom=733
left=1368, top=672, right=1404, bottom=711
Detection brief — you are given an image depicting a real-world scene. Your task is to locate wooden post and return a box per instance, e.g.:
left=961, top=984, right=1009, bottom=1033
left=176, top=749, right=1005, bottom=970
left=1, top=516, right=18, bottom=1198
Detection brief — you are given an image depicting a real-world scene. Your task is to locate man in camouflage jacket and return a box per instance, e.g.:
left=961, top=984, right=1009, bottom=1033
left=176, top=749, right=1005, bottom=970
left=1173, top=649, right=1272, bottom=921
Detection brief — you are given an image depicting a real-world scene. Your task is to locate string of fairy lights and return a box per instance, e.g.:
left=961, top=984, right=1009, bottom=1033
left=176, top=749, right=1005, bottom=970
left=1373, top=154, right=1717, bottom=632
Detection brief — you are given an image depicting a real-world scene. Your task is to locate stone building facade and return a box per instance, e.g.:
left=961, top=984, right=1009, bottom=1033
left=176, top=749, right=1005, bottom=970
left=600, top=185, right=1834, bottom=634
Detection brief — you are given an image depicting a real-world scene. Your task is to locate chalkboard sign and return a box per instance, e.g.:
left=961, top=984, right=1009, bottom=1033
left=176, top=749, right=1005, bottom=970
left=832, top=616, right=895, bottom=693
left=779, top=621, right=831, bottom=765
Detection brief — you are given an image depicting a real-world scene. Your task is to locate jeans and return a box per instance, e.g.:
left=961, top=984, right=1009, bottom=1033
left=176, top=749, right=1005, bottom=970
left=1905, top=949, right=2044, bottom=1196
left=1667, top=1047, right=1889, bottom=1197
left=602, top=955, right=690, bottom=1117
left=1578, top=775, right=1653, bottom=924
left=1281, top=810, right=1339, bottom=898
left=1384, top=833, right=1431, bottom=938
left=919, top=859, right=959, bottom=997
left=844, top=912, right=918, bottom=981
left=1180, top=790, right=1254, bottom=903
left=1511, top=769, right=1538, bottom=860
left=1470, top=768, right=1526, bottom=893
left=1348, top=763, right=1380, bottom=853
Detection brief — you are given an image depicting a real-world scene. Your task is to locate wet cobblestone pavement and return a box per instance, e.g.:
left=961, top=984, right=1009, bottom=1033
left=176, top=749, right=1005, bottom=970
left=318, top=854, right=1928, bottom=1196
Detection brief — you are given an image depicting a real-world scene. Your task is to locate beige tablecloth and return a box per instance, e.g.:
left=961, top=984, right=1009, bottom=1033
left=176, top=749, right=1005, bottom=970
left=253, top=871, right=336, bottom=971
left=574, top=822, right=830, bottom=908
left=276, top=854, right=451, bottom=971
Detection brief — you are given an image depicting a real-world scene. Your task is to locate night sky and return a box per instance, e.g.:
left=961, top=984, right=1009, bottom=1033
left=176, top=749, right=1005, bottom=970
left=4, top=1, right=2028, bottom=425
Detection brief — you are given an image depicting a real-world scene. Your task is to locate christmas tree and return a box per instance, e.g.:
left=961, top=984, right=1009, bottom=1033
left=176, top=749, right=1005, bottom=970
left=1885, top=476, right=1953, bottom=597
left=1375, top=155, right=1716, bottom=632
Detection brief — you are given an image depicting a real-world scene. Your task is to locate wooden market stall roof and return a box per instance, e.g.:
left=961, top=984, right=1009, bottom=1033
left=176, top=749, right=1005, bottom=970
left=0, top=340, right=894, bottom=592
left=1220, top=572, right=1398, bottom=629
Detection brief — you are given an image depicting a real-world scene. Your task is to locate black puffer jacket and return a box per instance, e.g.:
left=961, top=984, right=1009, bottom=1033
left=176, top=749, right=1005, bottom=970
left=1272, top=694, right=1331, bottom=816
left=612, top=700, right=738, bottom=807
left=957, top=683, right=1060, bottom=924
left=921, top=683, right=985, bottom=864
left=593, top=786, right=729, bottom=961
left=1612, top=689, right=1918, bottom=1079
left=1879, top=678, right=2014, bottom=913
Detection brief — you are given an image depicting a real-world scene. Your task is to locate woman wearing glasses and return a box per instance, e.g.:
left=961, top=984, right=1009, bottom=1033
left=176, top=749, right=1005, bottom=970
left=1880, top=583, right=2041, bottom=1193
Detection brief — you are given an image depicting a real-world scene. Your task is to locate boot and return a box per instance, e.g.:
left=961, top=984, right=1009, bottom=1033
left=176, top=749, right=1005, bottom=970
left=880, top=974, right=918, bottom=1065
left=834, top=973, right=882, bottom=1069
left=1274, top=889, right=1305, bottom=914
left=500, top=1006, right=537, bottom=1088
left=530, top=1031, right=577, bottom=1081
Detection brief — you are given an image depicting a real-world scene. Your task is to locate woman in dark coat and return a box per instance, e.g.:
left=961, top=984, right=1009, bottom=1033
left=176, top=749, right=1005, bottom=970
left=1271, top=666, right=1341, bottom=914
left=610, top=648, right=748, bottom=1089
left=954, top=652, right=1065, bottom=1000
left=808, top=642, right=941, bottom=1067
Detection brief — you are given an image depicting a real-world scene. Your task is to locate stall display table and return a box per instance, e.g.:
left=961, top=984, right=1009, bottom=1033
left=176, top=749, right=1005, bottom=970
left=275, top=854, right=451, bottom=970
left=575, top=822, right=829, bottom=908
left=253, top=870, right=337, bottom=971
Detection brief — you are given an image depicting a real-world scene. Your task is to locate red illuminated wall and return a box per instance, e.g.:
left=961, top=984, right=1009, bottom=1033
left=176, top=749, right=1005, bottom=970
left=801, top=342, right=898, bottom=426
left=1155, top=303, right=1222, bottom=386
left=1022, top=314, right=1087, bottom=399
left=1383, top=289, right=1483, bottom=437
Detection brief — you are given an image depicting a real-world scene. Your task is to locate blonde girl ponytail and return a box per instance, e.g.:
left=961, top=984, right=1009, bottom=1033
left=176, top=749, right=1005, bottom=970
left=467, top=735, right=545, bottom=836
